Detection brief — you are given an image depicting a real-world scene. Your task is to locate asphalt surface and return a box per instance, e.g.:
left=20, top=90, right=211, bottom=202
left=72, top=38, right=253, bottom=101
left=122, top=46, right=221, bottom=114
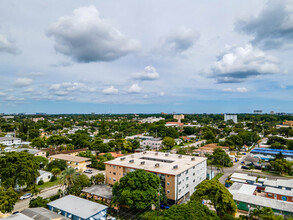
left=13, top=185, right=62, bottom=212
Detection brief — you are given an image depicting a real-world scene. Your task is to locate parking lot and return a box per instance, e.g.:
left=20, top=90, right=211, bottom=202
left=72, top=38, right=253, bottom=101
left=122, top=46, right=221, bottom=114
left=82, top=168, right=105, bottom=178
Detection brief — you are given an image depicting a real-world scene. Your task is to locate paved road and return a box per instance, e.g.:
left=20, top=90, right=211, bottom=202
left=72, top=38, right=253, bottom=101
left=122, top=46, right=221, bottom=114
left=219, top=153, right=293, bottom=184
left=13, top=186, right=62, bottom=212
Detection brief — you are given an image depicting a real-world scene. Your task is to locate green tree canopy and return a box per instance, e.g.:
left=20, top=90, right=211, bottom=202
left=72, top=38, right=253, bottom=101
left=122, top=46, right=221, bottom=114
left=112, top=170, right=166, bottom=210
left=270, top=159, right=292, bottom=175
left=190, top=179, right=237, bottom=217
left=29, top=196, right=50, bottom=208
left=212, top=148, right=232, bottom=167
left=0, top=187, right=18, bottom=213
left=151, top=200, right=220, bottom=220
left=46, top=159, right=67, bottom=171
left=0, top=152, right=39, bottom=188
left=162, top=137, right=175, bottom=150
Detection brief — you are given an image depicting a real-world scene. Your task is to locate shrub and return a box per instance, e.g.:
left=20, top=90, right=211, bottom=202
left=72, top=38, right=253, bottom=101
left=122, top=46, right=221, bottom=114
left=50, top=175, right=57, bottom=182
left=38, top=180, right=44, bottom=185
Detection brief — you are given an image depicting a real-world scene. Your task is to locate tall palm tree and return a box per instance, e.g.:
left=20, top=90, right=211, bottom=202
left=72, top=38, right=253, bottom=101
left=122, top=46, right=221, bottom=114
left=59, top=168, right=77, bottom=194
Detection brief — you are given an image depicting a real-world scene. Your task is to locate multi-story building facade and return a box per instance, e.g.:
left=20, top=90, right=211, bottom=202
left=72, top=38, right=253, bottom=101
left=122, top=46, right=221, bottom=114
left=140, top=138, right=162, bottom=150
left=0, top=137, right=21, bottom=146
left=224, top=114, right=238, bottom=123
left=49, top=154, right=91, bottom=172
left=105, top=151, right=207, bottom=204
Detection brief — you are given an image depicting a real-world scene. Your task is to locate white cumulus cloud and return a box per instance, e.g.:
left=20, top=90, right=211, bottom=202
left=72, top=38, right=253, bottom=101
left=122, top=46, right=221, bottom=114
left=128, top=84, right=142, bottom=93
left=47, top=5, right=140, bottom=63
left=212, top=44, right=279, bottom=83
left=236, top=87, right=248, bottom=93
left=132, top=66, right=160, bottom=81
left=0, top=34, right=20, bottom=55
left=102, top=86, right=118, bottom=95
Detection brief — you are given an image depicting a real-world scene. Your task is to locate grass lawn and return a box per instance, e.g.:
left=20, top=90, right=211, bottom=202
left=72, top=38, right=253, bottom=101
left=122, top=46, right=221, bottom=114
left=36, top=178, right=60, bottom=191
left=172, top=145, right=181, bottom=150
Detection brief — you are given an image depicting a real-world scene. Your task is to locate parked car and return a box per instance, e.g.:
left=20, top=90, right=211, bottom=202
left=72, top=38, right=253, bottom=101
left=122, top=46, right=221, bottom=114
left=19, top=193, right=32, bottom=200
left=241, top=166, right=250, bottom=170
left=84, top=169, right=93, bottom=174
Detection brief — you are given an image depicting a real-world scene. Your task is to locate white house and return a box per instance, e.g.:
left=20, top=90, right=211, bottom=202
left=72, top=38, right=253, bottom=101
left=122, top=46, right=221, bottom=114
left=36, top=170, right=53, bottom=184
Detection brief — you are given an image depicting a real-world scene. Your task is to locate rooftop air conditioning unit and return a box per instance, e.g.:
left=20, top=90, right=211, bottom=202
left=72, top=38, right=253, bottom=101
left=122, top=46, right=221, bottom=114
left=120, top=157, right=125, bottom=161
left=173, top=165, right=178, bottom=169
left=178, top=155, right=182, bottom=158
left=141, top=161, right=145, bottom=165
left=165, top=153, right=169, bottom=156
left=129, top=159, right=134, bottom=163
left=191, top=157, right=195, bottom=161
left=155, top=163, right=160, bottom=167
left=155, top=152, right=158, bottom=155
left=143, top=151, right=147, bottom=154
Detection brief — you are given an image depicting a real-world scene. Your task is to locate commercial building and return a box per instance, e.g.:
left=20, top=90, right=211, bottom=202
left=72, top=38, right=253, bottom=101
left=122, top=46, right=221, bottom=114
left=224, top=114, right=238, bottom=123
left=229, top=183, right=293, bottom=217
left=48, top=195, right=108, bottom=220
left=265, top=187, right=293, bottom=202
left=105, top=151, right=207, bottom=204
left=229, top=173, right=257, bottom=185
left=250, top=148, right=293, bottom=161
left=49, top=154, right=91, bottom=172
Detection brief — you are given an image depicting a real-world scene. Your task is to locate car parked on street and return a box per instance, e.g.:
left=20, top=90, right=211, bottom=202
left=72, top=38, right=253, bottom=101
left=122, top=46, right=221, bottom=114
left=19, top=193, right=32, bottom=200
left=241, top=165, right=250, bottom=170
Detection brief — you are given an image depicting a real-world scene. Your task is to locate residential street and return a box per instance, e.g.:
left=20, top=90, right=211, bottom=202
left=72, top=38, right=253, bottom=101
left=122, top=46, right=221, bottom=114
left=13, top=186, right=62, bottom=212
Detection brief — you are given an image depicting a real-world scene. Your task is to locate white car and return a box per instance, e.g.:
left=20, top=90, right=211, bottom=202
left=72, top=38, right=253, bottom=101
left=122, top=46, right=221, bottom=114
left=19, top=193, right=32, bottom=200
left=84, top=169, right=93, bottom=174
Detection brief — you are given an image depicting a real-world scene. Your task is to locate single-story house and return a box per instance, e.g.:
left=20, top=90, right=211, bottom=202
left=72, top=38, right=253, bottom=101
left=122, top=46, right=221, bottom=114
left=81, top=184, right=113, bottom=206
left=36, top=170, right=53, bottom=184
left=47, top=195, right=108, bottom=220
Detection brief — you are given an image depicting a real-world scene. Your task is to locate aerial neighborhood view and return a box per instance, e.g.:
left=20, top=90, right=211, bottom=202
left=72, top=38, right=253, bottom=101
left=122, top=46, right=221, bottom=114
left=1, top=0, right=293, bottom=220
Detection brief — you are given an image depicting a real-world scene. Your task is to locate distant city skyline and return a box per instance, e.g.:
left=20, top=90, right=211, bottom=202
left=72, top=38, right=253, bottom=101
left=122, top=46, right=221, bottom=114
left=1, top=1, right=293, bottom=113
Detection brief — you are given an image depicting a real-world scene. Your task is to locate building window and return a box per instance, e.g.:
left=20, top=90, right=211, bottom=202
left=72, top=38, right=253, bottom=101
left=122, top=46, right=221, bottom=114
left=167, top=182, right=170, bottom=186
left=193, top=179, right=195, bottom=183
left=193, top=173, right=195, bottom=176
left=186, top=184, right=189, bottom=188
left=113, top=178, right=116, bottom=182
left=186, top=177, right=189, bottom=181
left=167, top=190, right=170, bottom=194
left=113, top=172, right=116, bottom=175
left=185, top=170, right=188, bottom=174
left=268, top=193, right=273, bottom=197
left=109, top=177, right=111, bottom=180
left=113, top=165, right=116, bottom=169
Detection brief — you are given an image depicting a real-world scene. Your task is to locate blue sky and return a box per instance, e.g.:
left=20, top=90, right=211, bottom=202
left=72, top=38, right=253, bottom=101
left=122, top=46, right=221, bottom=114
left=0, top=0, right=293, bottom=114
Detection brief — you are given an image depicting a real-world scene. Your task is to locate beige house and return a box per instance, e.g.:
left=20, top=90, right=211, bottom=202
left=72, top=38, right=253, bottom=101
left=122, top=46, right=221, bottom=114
left=49, top=154, right=91, bottom=172
left=105, top=151, right=207, bottom=204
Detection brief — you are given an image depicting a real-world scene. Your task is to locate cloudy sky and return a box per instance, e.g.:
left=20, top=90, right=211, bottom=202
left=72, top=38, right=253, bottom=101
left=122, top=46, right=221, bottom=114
left=1, top=0, right=293, bottom=114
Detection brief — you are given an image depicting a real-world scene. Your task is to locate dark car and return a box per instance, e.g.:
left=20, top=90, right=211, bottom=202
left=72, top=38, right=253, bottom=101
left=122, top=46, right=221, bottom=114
left=241, top=165, right=250, bottom=170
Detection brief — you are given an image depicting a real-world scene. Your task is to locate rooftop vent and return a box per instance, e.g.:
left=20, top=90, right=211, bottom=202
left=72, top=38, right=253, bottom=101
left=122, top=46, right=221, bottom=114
left=155, top=163, right=160, bottom=167
left=178, top=155, right=182, bottom=158
left=141, top=161, right=145, bottom=165
left=120, top=157, right=126, bottom=161
left=165, top=153, right=169, bottom=156
left=129, top=159, right=134, bottom=163
left=173, top=165, right=178, bottom=169
left=191, top=157, right=195, bottom=161
left=143, top=151, right=147, bottom=154
left=155, top=152, right=158, bottom=155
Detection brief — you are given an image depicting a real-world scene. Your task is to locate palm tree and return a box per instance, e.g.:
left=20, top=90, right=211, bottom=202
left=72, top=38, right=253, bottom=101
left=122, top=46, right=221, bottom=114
left=59, top=168, right=78, bottom=194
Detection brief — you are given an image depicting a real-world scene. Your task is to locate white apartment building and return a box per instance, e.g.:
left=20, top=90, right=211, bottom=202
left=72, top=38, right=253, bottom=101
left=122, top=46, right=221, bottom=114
left=140, top=117, right=165, bottom=123
left=224, top=114, right=238, bottom=123
left=0, top=137, right=21, bottom=146
left=140, top=138, right=162, bottom=150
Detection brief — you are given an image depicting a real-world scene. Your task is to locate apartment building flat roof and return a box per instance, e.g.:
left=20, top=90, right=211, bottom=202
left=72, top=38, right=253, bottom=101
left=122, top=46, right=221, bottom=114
left=265, top=186, right=293, bottom=197
left=49, top=154, right=91, bottom=162
left=104, top=151, right=207, bottom=175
